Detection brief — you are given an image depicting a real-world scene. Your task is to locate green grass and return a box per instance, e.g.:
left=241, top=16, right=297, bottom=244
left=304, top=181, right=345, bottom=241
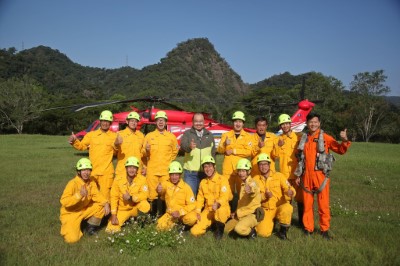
left=0, top=135, right=399, bottom=265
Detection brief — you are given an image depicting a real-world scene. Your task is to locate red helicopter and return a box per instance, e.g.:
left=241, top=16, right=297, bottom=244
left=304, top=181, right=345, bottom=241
left=70, top=97, right=316, bottom=146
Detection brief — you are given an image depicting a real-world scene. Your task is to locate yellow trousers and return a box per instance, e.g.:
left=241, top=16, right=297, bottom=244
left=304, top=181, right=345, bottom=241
left=190, top=206, right=230, bottom=236
left=224, top=213, right=258, bottom=236
left=105, top=201, right=150, bottom=233
left=93, top=174, right=114, bottom=200
left=147, top=174, right=169, bottom=201
left=157, top=211, right=197, bottom=231
left=256, top=203, right=293, bottom=237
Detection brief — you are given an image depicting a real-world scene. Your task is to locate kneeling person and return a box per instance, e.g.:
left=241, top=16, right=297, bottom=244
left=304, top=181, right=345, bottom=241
left=255, top=153, right=295, bottom=239
left=60, top=158, right=110, bottom=243
left=190, top=156, right=231, bottom=239
left=157, top=161, right=197, bottom=231
left=106, top=156, right=150, bottom=233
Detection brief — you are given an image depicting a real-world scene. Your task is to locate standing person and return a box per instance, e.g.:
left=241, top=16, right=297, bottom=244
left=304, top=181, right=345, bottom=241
left=180, top=113, right=216, bottom=196
left=68, top=110, right=120, bottom=200
left=251, top=117, right=277, bottom=176
left=224, top=159, right=262, bottom=239
left=156, top=161, right=197, bottom=231
left=295, top=113, right=351, bottom=239
left=254, top=153, right=295, bottom=240
left=114, top=111, right=145, bottom=178
left=217, top=111, right=252, bottom=212
left=190, top=156, right=231, bottom=240
left=106, top=157, right=150, bottom=233
left=60, top=158, right=110, bottom=243
left=272, top=114, right=303, bottom=227
left=142, top=111, right=179, bottom=217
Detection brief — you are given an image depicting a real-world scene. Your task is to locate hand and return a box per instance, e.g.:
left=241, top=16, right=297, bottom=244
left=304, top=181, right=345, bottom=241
left=145, top=142, right=151, bottom=154
left=156, top=183, right=163, bottom=194
left=225, top=138, right=231, bottom=146
left=244, top=184, right=252, bottom=194
left=265, top=188, right=273, bottom=199
left=190, top=138, right=197, bottom=150
left=80, top=185, right=88, bottom=197
left=111, top=214, right=119, bottom=225
left=225, top=149, right=233, bottom=156
left=104, top=203, right=111, bottom=216
left=196, top=213, right=201, bottom=221
left=295, top=177, right=300, bottom=186
left=287, top=188, right=294, bottom=198
left=258, top=138, right=265, bottom=148
left=122, top=191, right=131, bottom=201
left=212, top=201, right=220, bottom=211
left=171, top=211, right=180, bottom=219
left=340, top=128, right=348, bottom=142
left=141, top=167, right=147, bottom=176
left=68, top=132, right=77, bottom=144
left=114, top=133, right=123, bottom=146
left=278, top=138, right=284, bottom=147
left=230, top=212, right=236, bottom=219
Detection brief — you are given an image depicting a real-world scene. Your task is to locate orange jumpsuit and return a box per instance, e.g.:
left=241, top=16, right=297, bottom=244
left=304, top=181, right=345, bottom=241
left=105, top=174, right=150, bottom=233
left=114, top=128, right=145, bottom=178
left=71, top=129, right=117, bottom=199
left=156, top=179, right=197, bottom=230
left=217, top=130, right=252, bottom=194
left=142, top=130, right=179, bottom=201
left=190, top=173, right=231, bottom=236
left=60, top=176, right=108, bottom=243
left=251, top=132, right=277, bottom=176
left=302, top=129, right=351, bottom=232
left=254, top=171, right=295, bottom=237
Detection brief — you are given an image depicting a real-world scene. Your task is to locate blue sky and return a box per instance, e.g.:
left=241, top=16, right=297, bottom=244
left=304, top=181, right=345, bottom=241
left=1, top=0, right=399, bottom=96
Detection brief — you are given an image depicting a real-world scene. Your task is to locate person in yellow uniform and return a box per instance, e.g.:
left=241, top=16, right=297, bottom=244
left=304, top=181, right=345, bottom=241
left=142, top=111, right=179, bottom=217
left=105, top=156, right=150, bottom=233
left=68, top=110, right=120, bottom=200
left=114, top=111, right=145, bottom=178
left=254, top=153, right=295, bottom=240
left=190, top=156, right=231, bottom=240
left=251, top=117, right=277, bottom=176
left=60, top=158, right=110, bottom=243
left=156, top=161, right=197, bottom=231
left=272, top=114, right=303, bottom=227
left=224, top=159, right=262, bottom=239
left=217, top=111, right=252, bottom=212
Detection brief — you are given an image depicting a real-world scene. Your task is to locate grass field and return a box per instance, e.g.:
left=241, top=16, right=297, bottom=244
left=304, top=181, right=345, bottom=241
left=0, top=135, right=399, bottom=265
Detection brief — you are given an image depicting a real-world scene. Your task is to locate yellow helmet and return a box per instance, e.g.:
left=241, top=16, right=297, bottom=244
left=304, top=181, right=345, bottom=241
left=232, top=111, right=245, bottom=121
left=278, top=114, right=292, bottom=125
left=168, top=161, right=183, bottom=174
left=125, top=156, right=140, bottom=168
left=99, top=110, right=113, bottom=122
left=201, top=155, right=216, bottom=165
left=257, top=153, right=271, bottom=163
left=76, top=158, right=92, bottom=170
left=155, top=111, right=168, bottom=121
left=127, top=111, right=140, bottom=121
left=236, top=158, right=251, bottom=170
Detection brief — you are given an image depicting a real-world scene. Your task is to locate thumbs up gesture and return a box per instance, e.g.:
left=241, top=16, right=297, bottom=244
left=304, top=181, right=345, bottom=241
left=122, top=190, right=131, bottom=201
left=114, top=133, right=123, bottom=146
left=68, top=132, right=77, bottom=144
left=225, top=138, right=231, bottom=146
left=278, top=138, right=284, bottom=147
left=190, top=138, right=197, bottom=150
left=340, top=128, right=348, bottom=142
left=244, top=183, right=252, bottom=194
left=145, top=142, right=151, bottom=154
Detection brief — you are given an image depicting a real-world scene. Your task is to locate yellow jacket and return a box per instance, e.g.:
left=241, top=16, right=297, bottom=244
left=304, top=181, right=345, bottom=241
left=254, top=170, right=296, bottom=210
left=60, top=175, right=108, bottom=215
left=195, top=173, right=231, bottom=213
left=142, top=130, right=179, bottom=176
left=115, top=128, right=145, bottom=177
left=110, top=174, right=149, bottom=214
left=160, top=179, right=196, bottom=216
left=250, top=132, right=277, bottom=176
left=236, top=176, right=261, bottom=219
left=272, top=131, right=300, bottom=180
left=217, top=130, right=253, bottom=176
left=72, top=129, right=117, bottom=176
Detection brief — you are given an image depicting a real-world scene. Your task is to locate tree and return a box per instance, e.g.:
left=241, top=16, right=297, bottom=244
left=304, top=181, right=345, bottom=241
left=349, top=70, right=391, bottom=142
left=0, top=76, right=48, bottom=134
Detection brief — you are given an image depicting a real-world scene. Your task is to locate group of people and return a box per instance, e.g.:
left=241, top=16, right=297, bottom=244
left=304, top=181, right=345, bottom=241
left=60, top=108, right=350, bottom=243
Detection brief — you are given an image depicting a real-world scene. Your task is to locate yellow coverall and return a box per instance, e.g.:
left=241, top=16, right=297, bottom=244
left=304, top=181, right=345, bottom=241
left=71, top=129, right=117, bottom=199
left=114, top=128, right=145, bottom=178
left=60, top=175, right=108, bottom=243
left=105, top=174, right=150, bottom=233
left=190, top=173, right=231, bottom=236
left=157, top=179, right=197, bottom=230
left=224, top=176, right=261, bottom=236
left=251, top=132, right=277, bottom=176
left=272, top=131, right=302, bottom=202
left=254, top=171, right=296, bottom=237
left=142, top=130, right=179, bottom=201
left=217, top=130, right=252, bottom=194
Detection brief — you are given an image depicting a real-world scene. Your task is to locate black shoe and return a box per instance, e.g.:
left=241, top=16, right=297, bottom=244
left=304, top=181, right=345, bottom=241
left=228, top=230, right=239, bottom=240
left=213, top=222, right=225, bottom=240
left=85, top=224, right=98, bottom=236
left=320, top=230, right=332, bottom=240
left=248, top=227, right=257, bottom=240
left=303, top=230, right=313, bottom=237
left=278, top=226, right=288, bottom=240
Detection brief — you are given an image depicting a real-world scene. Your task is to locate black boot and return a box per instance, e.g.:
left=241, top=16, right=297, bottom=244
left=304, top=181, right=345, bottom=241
left=228, top=230, right=239, bottom=240
left=297, top=202, right=304, bottom=228
left=247, top=227, right=257, bottom=240
left=85, top=224, right=99, bottom=236
left=214, top=222, right=225, bottom=240
left=277, top=225, right=289, bottom=240
left=320, top=230, right=332, bottom=240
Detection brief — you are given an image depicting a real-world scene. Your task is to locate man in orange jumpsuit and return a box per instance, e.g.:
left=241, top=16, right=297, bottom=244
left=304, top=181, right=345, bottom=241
left=251, top=117, right=277, bottom=176
left=142, top=111, right=179, bottom=217
left=295, top=113, right=350, bottom=239
left=114, top=111, right=145, bottom=178
left=68, top=110, right=120, bottom=200
left=60, top=158, right=110, bottom=243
